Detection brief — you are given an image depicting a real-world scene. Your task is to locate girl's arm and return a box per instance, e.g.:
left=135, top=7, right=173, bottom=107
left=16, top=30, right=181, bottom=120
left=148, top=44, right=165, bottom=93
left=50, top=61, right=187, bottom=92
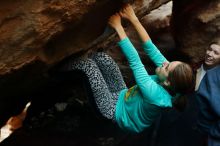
left=120, top=4, right=168, bottom=67
left=108, top=14, right=168, bottom=103
left=117, top=38, right=169, bottom=104
left=108, top=13, right=127, bottom=41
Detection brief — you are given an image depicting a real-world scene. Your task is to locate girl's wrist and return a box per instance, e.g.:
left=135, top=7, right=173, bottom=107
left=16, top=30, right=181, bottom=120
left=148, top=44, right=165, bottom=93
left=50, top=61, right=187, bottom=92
left=129, top=16, right=139, bottom=24
left=115, top=26, right=127, bottom=40
left=115, top=25, right=124, bottom=32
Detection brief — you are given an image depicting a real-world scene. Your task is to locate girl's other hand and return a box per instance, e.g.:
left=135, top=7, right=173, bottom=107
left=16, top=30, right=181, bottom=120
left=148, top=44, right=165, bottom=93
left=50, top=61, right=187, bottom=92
left=119, top=4, right=137, bottom=21
left=108, top=13, right=122, bottom=30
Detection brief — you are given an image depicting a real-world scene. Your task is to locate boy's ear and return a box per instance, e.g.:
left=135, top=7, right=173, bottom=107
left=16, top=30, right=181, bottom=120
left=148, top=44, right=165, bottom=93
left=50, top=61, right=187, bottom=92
left=163, top=80, right=170, bottom=87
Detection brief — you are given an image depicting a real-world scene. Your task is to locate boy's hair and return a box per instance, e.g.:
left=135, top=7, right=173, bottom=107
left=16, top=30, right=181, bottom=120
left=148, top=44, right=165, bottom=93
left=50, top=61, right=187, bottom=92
left=210, top=37, right=220, bottom=45
left=167, top=62, right=195, bottom=111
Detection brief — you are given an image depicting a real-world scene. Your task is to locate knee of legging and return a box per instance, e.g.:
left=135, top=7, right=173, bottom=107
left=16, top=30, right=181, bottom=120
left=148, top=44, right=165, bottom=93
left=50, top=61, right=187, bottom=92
left=70, top=58, right=99, bottom=71
left=95, top=52, right=108, bottom=57
left=92, top=52, right=113, bottom=62
left=82, top=58, right=99, bottom=70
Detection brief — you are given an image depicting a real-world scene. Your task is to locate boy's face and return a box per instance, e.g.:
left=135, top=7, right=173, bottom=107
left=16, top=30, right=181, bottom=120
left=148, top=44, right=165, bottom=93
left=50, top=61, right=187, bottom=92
left=204, top=43, right=220, bottom=67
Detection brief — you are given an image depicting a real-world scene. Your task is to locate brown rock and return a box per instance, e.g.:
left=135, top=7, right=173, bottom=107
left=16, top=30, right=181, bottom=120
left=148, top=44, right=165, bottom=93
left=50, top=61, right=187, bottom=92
left=0, top=0, right=170, bottom=127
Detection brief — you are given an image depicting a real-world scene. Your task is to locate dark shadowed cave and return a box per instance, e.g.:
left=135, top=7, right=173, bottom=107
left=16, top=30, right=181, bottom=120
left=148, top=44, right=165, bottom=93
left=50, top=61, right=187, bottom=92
left=0, top=0, right=219, bottom=145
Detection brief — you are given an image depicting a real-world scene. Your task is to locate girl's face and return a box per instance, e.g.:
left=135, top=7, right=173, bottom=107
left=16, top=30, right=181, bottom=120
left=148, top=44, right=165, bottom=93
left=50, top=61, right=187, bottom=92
left=204, top=43, right=220, bottom=67
left=155, top=61, right=181, bottom=82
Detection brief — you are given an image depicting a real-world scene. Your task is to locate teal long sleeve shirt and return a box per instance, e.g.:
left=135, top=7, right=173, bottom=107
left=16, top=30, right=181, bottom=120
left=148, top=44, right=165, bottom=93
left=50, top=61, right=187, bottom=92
left=115, top=37, right=173, bottom=133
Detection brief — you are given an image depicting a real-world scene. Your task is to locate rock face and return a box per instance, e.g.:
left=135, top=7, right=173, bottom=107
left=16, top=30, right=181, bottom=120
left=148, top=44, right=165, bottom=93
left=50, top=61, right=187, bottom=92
left=0, top=0, right=170, bottom=127
left=171, top=0, right=220, bottom=65
left=0, top=0, right=169, bottom=75
left=0, top=0, right=122, bottom=74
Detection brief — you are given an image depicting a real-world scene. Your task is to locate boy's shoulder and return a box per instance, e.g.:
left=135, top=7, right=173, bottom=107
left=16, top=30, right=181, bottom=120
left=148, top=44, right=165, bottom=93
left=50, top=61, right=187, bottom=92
left=206, top=65, right=220, bottom=81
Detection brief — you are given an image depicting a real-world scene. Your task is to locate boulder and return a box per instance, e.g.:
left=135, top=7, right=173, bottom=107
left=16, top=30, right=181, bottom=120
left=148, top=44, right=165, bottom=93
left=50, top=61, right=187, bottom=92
left=0, top=0, right=170, bottom=127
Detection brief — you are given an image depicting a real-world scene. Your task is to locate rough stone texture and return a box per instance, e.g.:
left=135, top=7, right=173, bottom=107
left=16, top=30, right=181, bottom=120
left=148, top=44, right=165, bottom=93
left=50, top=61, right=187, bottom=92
left=0, top=0, right=169, bottom=75
left=171, top=0, right=220, bottom=65
left=0, top=0, right=170, bottom=128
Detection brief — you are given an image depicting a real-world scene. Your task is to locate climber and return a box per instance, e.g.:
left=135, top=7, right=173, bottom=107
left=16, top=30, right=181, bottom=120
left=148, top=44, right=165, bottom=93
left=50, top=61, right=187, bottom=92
left=61, top=4, right=195, bottom=133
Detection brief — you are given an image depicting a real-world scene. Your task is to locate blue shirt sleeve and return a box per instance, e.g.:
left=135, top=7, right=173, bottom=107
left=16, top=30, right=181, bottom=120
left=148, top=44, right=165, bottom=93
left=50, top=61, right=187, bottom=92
left=142, top=39, right=168, bottom=67
left=206, top=67, right=220, bottom=138
left=118, top=37, right=168, bottom=102
left=206, top=67, right=220, bottom=117
left=197, top=66, right=220, bottom=138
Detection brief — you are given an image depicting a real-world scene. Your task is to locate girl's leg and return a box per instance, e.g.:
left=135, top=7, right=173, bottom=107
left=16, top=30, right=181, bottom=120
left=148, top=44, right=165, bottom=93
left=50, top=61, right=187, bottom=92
left=90, top=52, right=127, bottom=94
left=64, top=58, right=117, bottom=120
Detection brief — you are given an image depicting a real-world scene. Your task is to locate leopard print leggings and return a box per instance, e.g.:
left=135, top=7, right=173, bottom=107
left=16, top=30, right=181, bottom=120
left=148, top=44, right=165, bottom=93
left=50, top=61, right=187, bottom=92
left=63, top=52, right=127, bottom=120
